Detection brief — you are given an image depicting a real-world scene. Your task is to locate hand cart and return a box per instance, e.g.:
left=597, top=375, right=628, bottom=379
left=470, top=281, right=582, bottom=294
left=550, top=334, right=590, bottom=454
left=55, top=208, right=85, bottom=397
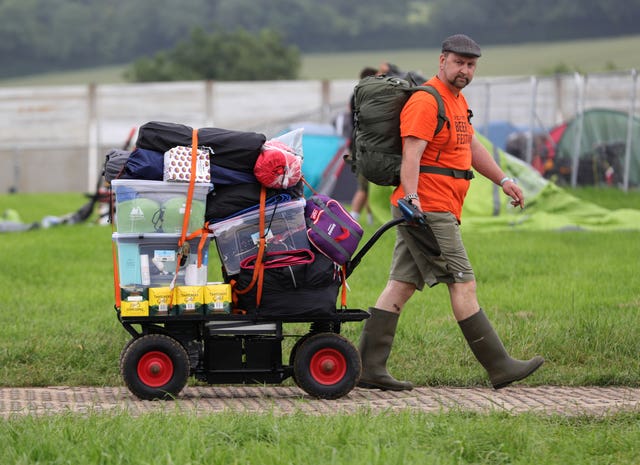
left=117, top=198, right=422, bottom=400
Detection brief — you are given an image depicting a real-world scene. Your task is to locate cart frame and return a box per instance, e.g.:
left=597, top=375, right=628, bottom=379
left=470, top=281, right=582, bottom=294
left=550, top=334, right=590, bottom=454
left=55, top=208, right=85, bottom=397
left=117, top=200, right=420, bottom=400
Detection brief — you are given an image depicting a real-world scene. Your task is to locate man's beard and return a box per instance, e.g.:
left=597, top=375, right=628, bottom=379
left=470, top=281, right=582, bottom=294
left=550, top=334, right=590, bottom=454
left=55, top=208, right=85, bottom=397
left=448, top=75, right=470, bottom=89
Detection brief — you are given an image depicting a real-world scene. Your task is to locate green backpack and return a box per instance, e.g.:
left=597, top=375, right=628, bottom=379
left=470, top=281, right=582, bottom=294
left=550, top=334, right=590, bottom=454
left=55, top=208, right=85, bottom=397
left=351, top=74, right=449, bottom=186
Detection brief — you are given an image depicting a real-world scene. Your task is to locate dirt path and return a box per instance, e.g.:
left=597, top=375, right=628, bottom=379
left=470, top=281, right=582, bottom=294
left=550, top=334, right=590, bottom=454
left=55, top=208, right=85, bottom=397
left=2, top=385, right=639, bottom=417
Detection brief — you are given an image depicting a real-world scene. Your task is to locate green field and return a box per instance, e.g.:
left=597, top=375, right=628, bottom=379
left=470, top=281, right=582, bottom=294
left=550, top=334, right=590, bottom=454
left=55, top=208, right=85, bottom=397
left=1, top=187, right=639, bottom=463
left=0, top=187, right=638, bottom=388
left=2, top=411, right=639, bottom=465
left=1, top=34, right=639, bottom=87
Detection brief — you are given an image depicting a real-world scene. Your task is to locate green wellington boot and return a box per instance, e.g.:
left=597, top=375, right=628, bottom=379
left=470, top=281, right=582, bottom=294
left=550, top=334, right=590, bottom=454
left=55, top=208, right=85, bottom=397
left=357, top=307, right=413, bottom=391
left=458, top=309, right=544, bottom=389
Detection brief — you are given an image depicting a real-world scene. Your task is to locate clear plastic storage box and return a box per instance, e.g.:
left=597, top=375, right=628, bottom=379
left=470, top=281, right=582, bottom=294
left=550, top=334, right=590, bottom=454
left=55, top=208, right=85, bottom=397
left=113, top=233, right=211, bottom=288
left=209, top=199, right=309, bottom=276
left=112, top=179, right=211, bottom=234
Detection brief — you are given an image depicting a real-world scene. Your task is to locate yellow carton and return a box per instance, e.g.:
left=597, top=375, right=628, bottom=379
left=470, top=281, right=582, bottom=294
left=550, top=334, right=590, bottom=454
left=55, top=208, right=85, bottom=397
left=120, top=286, right=149, bottom=317
left=204, top=283, right=232, bottom=314
left=174, top=286, right=204, bottom=315
left=120, top=299, right=150, bottom=317
left=148, top=287, right=173, bottom=316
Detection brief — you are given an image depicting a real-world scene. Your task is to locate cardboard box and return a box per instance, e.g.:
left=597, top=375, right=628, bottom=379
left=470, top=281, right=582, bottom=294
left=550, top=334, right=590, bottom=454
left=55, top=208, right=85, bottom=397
left=148, top=287, right=173, bottom=316
left=204, top=283, right=232, bottom=314
left=173, top=286, right=204, bottom=315
left=210, top=199, right=308, bottom=275
left=112, top=179, right=211, bottom=234
left=120, top=286, right=150, bottom=317
left=121, top=300, right=150, bottom=317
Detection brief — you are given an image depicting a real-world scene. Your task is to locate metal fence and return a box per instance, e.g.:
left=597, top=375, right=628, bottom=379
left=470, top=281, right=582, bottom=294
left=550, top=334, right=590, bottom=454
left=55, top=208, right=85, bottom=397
left=466, top=70, right=639, bottom=190
left=1, top=69, right=638, bottom=193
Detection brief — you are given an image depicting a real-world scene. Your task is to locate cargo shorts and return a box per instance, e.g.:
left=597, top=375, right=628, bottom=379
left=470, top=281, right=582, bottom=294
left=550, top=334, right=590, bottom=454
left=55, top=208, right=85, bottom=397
left=388, top=206, right=475, bottom=290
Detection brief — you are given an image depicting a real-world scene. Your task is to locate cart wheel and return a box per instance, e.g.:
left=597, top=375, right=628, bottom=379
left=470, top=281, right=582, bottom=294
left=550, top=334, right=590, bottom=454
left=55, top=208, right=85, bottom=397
left=288, top=334, right=312, bottom=385
left=120, top=333, right=190, bottom=400
left=119, top=337, right=136, bottom=367
left=119, top=325, right=165, bottom=366
left=293, top=333, right=361, bottom=399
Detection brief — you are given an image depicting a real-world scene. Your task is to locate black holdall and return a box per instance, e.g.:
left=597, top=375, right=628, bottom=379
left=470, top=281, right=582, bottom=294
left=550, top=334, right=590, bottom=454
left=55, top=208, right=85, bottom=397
left=135, top=121, right=267, bottom=173
left=199, top=127, right=266, bottom=173
left=135, top=121, right=192, bottom=152
left=235, top=252, right=341, bottom=317
left=204, top=181, right=304, bottom=223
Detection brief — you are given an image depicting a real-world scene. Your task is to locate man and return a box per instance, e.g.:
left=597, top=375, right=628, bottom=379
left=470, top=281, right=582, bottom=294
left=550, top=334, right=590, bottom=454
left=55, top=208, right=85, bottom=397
left=358, top=34, right=544, bottom=391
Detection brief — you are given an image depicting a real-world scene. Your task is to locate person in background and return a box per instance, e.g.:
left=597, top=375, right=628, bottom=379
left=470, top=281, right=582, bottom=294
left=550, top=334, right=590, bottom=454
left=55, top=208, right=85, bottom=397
left=349, top=66, right=377, bottom=223
left=358, top=34, right=544, bottom=391
left=377, top=62, right=402, bottom=77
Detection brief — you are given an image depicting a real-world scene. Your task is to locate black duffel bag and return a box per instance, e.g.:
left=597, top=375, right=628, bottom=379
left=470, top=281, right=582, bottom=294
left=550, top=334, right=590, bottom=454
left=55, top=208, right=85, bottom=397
left=205, top=183, right=277, bottom=222
left=135, top=121, right=266, bottom=173
left=205, top=181, right=304, bottom=223
left=235, top=252, right=341, bottom=318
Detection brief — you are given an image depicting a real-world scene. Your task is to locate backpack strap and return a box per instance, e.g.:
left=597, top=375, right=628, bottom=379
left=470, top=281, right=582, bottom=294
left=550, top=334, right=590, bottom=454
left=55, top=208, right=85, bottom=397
left=413, top=84, right=450, bottom=137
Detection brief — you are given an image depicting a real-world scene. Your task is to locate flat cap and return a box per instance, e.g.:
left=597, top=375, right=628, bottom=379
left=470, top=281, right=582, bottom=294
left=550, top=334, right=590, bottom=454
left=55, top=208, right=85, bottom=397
left=441, top=34, right=481, bottom=57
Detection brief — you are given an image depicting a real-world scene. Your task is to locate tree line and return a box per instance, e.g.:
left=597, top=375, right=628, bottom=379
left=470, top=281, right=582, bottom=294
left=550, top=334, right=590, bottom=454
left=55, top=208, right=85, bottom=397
left=1, top=0, right=639, bottom=79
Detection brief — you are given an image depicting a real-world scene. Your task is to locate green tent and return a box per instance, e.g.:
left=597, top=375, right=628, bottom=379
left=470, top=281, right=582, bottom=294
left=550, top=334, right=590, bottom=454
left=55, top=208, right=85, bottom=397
left=550, top=108, right=640, bottom=189
left=369, top=134, right=640, bottom=232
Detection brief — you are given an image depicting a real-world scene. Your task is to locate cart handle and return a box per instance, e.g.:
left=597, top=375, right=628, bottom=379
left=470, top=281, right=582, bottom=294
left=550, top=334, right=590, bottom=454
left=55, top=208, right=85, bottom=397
left=345, top=199, right=427, bottom=278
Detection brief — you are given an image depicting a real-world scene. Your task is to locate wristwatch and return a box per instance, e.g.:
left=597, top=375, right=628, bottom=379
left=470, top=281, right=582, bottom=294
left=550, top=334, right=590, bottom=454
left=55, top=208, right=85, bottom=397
left=404, top=193, right=419, bottom=203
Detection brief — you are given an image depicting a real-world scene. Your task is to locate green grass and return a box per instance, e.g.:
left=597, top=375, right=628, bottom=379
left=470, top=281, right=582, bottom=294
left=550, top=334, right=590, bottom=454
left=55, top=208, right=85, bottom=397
left=1, top=411, right=639, bottom=465
left=0, top=188, right=639, bottom=388
left=563, top=186, right=640, bottom=211
left=2, top=34, right=639, bottom=86
left=1, top=189, right=639, bottom=463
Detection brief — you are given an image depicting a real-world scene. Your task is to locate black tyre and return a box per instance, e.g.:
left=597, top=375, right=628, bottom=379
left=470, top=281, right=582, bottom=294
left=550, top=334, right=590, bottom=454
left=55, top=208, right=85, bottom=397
left=119, top=337, right=136, bottom=367
left=288, top=323, right=337, bottom=384
left=292, top=333, right=361, bottom=399
left=120, top=333, right=190, bottom=400
left=119, top=325, right=165, bottom=366
left=288, top=333, right=312, bottom=385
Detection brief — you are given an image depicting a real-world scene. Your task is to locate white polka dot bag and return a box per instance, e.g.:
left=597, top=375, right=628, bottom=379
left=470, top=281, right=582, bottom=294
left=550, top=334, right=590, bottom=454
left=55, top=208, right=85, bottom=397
left=163, top=145, right=211, bottom=183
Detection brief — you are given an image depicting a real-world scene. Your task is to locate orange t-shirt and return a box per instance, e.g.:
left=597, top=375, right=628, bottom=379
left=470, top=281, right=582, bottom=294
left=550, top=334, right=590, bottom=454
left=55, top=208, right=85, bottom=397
left=391, top=76, right=474, bottom=221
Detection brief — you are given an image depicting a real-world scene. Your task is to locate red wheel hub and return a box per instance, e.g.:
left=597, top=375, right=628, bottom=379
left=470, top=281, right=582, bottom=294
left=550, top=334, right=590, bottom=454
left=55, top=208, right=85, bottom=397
left=137, top=351, right=174, bottom=387
left=309, top=348, right=347, bottom=385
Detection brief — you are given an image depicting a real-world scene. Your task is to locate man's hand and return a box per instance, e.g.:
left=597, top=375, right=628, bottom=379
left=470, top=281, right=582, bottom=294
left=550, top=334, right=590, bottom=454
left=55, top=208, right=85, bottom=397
left=502, top=180, right=524, bottom=209
left=398, top=198, right=425, bottom=225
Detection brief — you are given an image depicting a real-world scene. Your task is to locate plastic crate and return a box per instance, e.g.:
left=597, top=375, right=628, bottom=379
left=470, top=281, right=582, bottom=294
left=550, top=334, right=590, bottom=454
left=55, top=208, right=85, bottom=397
left=210, top=199, right=309, bottom=276
left=113, top=233, right=210, bottom=288
left=112, top=179, right=211, bottom=234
